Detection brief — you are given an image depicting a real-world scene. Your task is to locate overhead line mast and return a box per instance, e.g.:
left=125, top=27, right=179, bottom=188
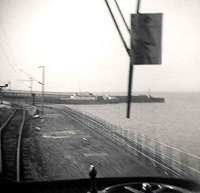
left=104, top=0, right=141, bottom=118
left=127, top=0, right=141, bottom=118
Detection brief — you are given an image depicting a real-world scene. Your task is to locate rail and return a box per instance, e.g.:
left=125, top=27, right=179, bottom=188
left=16, top=109, right=26, bottom=182
left=0, top=109, right=16, bottom=173
left=0, top=108, right=26, bottom=181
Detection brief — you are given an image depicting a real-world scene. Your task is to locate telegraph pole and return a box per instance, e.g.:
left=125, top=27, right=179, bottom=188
left=38, top=66, right=45, bottom=115
left=29, top=77, right=33, bottom=93
left=29, top=77, right=34, bottom=106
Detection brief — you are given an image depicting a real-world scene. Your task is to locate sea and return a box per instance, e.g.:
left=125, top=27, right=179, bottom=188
left=68, top=92, right=200, bottom=158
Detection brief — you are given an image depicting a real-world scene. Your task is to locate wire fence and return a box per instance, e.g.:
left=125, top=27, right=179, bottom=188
left=68, top=107, right=200, bottom=181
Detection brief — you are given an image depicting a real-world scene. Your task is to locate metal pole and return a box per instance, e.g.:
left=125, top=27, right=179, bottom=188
left=0, top=88, right=2, bottom=104
left=30, top=77, right=33, bottom=93
left=104, top=0, right=130, bottom=56
left=30, top=77, right=33, bottom=105
left=114, top=0, right=130, bottom=34
left=136, top=0, right=141, bottom=14
left=126, top=0, right=141, bottom=118
left=0, top=84, right=8, bottom=104
left=126, top=61, right=134, bottom=118
left=42, top=66, right=45, bottom=115
left=39, top=66, right=45, bottom=115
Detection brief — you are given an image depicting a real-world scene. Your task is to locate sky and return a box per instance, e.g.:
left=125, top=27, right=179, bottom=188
left=0, top=0, right=200, bottom=93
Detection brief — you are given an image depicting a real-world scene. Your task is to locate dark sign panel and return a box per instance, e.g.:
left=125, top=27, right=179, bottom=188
left=131, top=13, right=163, bottom=65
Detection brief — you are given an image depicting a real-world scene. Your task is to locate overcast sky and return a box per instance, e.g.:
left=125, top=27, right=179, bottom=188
left=0, top=0, right=200, bottom=92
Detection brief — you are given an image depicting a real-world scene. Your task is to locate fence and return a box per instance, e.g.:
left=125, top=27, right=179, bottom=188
left=68, top=107, right=200, bottom=181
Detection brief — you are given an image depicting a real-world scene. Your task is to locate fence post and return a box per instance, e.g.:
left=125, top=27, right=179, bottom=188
left=180, top=152, right=189, bottom=177
left=131, top=131, right=136, bottom=144
left=140, top=134, right=143, bottom=153
left=166, top=146, right=173, bottom=167
left=154, top=141, right=162, bottom=163
left=137, top=133, right=141, bottom=152
left=124, top=129, right=128, bottom=138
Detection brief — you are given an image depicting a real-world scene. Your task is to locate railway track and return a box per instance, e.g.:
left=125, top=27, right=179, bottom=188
left=0, top=107, right=30, bottom=181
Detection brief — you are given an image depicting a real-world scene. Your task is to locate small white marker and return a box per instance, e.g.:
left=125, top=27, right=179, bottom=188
left=35, top=127, right=41, bottom=131
left=82, top=137, right=87, bottom=141
left=152, top=162, right=157, bottom=167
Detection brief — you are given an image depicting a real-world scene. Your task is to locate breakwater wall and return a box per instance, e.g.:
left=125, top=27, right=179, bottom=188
left=2, top=92, right=165, bottom=104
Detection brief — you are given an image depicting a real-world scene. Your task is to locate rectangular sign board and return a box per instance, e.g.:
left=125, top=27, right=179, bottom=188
left=131, top=13, right=163, bottom=65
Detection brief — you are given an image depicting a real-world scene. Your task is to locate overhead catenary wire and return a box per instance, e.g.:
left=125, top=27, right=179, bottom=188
left=0, top=27, right=40, bottom=85
left=0, top=15, right=26, bottom=73
left=18, top=68, right=39, bottom=83
left=0, top=28, right=20, bottom=73
left=0, top=37, right=40, bottom=87
left=0, top=39, right=40, bottom=91
left=0, top=2, right=41, bottom=85
left=0, top=39, right=18, bottom=73
left=0, top=2, right=29, bottom=77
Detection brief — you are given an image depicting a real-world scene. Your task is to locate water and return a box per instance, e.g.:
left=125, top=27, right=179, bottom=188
left=68, top=92, right=200, bottom=158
